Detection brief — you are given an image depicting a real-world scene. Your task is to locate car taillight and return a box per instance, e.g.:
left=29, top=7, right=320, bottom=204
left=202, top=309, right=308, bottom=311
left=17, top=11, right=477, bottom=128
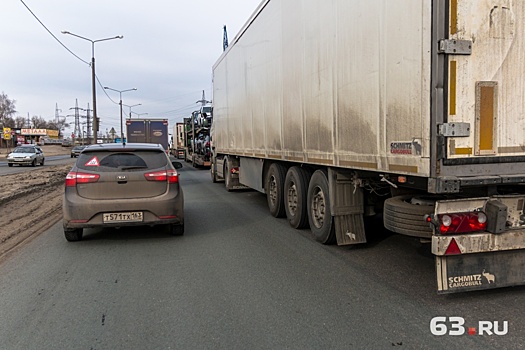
left=144, top=170, right=178, bottom=184
left=438, top=212, right=487, bottom=234
left=65, top=171, right=100, bottom=187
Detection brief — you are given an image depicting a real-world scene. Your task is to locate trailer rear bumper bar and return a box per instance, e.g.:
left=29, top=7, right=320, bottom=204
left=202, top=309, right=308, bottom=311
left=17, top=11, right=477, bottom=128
left=432, top=230, right=525, bottom=256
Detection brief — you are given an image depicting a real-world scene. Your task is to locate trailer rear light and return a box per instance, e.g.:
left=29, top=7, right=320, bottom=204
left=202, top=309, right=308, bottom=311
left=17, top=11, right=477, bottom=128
left=144, top=170, right=179, bottom=183
left=65, top=172, right=100, bottom=187
left=231, top=167, right=239, bottom=174
left=444, top=238, right=462, bottom=255
left=438, top=212, right=487, bottom=234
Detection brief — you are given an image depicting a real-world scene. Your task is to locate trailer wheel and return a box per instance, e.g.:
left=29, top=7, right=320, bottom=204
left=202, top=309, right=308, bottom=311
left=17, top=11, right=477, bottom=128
left=383, top=195, right=436, bottom=238
left=265, top=163, right=286, bottom=218
left=284, top=167, right=310, bottom=229
left=307, top=170, right=336, bottom=244
left=211, top=161, right=218, bottom=183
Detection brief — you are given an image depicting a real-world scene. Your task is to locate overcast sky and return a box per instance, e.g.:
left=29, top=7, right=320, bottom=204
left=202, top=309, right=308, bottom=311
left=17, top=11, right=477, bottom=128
left=1, top=0, right=262, bottom=137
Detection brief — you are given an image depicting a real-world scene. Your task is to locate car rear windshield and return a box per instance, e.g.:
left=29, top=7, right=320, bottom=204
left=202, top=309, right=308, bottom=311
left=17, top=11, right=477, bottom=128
left=76, top=151, right=168, bottom=172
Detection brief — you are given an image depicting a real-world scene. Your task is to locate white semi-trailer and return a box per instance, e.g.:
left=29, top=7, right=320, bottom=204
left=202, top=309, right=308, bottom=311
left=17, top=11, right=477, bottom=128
left=210, top=0, right=525, bottom=293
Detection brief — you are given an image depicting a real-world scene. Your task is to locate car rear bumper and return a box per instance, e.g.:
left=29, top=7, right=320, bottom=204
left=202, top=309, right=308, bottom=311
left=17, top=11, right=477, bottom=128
left=63, top=189, right=184, bottom=229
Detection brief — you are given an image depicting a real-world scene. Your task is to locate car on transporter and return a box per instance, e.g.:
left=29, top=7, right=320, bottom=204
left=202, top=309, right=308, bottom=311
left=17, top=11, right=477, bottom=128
left=62, top=143, right=184, bottom=241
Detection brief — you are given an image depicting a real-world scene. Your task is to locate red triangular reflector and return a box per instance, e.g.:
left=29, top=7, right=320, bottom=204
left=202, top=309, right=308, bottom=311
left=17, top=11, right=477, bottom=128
left=445, top=238, right=461, bottom=255
left=85, top=156, right=100, bottom=167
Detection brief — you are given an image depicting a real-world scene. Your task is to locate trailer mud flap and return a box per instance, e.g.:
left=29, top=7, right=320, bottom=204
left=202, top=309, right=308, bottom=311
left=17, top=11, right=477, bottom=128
left=436, top=250, right=525, bottom=294
left=329, top=169, right=366, bottom=245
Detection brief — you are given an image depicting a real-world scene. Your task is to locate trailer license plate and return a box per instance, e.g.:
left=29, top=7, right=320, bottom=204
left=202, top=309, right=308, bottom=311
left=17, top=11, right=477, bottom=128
left=103, top=212, right=143, bottom=223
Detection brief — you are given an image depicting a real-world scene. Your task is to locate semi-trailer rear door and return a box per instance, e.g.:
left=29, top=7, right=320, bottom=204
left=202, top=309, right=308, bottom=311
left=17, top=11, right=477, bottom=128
left=443, top=1, right=525, bottom=173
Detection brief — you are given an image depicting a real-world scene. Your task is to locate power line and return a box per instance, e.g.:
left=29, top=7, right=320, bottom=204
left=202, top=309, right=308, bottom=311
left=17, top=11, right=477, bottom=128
left=19, top=0, right=90, bottom=65
left=95, top=74, right=119, bottom=105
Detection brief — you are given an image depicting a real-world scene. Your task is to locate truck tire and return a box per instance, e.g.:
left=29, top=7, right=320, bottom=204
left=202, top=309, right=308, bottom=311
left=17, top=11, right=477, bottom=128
left=307, top=170, right=336, bottom=244
left=383, top=195, right=435, bottom=238
left=64, top=228, right=83, bottom=242
left=224, top=158, right=233, bottom=191
left=265, top=163, right=286, bottom=218
left=211, top=161, right=218, bottom=183
left=284, top=166, right=310, bottom=229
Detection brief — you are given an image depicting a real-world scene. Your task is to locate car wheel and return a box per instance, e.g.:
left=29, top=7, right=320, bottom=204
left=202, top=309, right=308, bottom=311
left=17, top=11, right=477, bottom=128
left=8, top=163, right=13, bottom=167
left=40, top=158, right=45, bottom=166
left=31, top=159, right=36, bottom=167
left=71, top=155, right=74, bottom=158
left=64, top=228, right=83, bottom=242
left=169, top=223, right=184, bottom=236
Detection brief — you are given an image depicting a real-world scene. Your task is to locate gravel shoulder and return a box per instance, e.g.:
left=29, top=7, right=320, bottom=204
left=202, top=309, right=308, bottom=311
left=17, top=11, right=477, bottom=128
left=0, top=145, right=73, bottom=261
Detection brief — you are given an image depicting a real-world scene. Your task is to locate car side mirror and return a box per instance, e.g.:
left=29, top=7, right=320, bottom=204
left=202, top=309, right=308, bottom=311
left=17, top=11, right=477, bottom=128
left=172, top=161, right=183, bottom=169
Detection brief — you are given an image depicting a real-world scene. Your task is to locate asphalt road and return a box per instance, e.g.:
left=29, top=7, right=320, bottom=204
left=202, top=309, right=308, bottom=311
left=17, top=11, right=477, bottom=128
left=0, top=164, right=524, bottom=349
left=0, top=155, right=74, bottom=175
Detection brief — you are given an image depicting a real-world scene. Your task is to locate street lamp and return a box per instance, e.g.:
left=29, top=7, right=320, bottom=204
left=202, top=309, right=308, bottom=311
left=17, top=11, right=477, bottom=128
left=123, top=103, right=142, bottom=119
left=133, top=112, right=149, bottom=118
left=104, top=87, right=137, bottom=144
left=61, top=31, right=123, bottom=144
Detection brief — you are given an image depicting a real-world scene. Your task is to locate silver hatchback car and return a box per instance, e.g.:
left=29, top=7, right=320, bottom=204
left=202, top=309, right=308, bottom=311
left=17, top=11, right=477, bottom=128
left=7, top=145, right=45, bottom=167
left=62, top=143, right=184, bottom=241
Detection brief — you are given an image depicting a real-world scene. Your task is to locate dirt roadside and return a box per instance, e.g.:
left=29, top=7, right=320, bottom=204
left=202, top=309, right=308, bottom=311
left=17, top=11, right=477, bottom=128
left=0, top=145, right=73, bottom=261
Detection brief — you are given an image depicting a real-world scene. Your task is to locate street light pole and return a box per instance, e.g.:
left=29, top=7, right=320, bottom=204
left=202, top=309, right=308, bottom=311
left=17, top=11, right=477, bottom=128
left=123, top=103, right=142, bottom=120
left=104, top=87, right=137, bottom=144
left=61, top=31, right=123, bottom=144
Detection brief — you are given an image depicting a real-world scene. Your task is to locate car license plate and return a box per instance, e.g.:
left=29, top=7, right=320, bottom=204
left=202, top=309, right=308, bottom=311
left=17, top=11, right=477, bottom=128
left=103, top=212, right=143, bottom=223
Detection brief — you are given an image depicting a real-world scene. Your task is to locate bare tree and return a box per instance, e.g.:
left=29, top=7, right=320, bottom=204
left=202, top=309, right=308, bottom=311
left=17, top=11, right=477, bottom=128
left=0, top=92, right=17, bottom=126
left=47, top=119, right=70, bottom=138
left=15, top=116, right=26, bottom=128
left=0, top=92, right=68, bottom=138
left=2, top=116, right=15, bottom=128
left=31, top=116, right=47, bottom=128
